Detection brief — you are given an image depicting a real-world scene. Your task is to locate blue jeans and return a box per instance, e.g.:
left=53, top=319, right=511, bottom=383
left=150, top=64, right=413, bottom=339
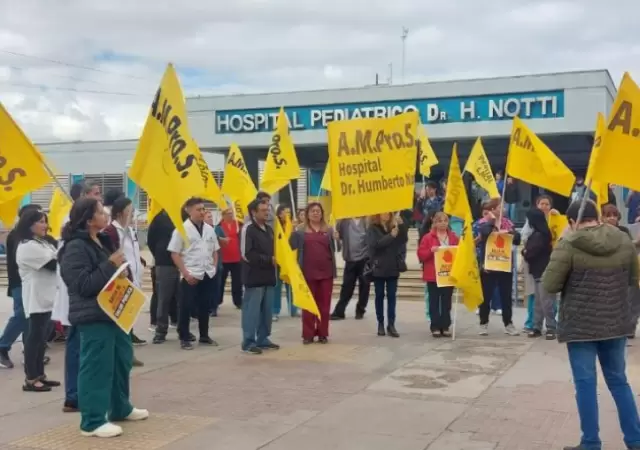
left=491, top=287, right=501, bottom=311
left=424, top=285, right=430, bottom=319
left=567, top=338, right=640, bottom=449
left=506, top=203, right=517, bottom=222
left=272, top=276, right=296, bottom=317
left=525, top=294, right=558, bottom=329
left=0, top=287, right=26, bottom=351
left=241, top=286, right=275, bottom=350
left=373, top=277, right=398, bottom=326
left=64, top=325, right=80, bottom=404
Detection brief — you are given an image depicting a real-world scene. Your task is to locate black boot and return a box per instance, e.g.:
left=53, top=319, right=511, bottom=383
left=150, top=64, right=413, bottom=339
left=387, top=324, right=399, bottom=338
left=377, top=323, right=386, bottom=336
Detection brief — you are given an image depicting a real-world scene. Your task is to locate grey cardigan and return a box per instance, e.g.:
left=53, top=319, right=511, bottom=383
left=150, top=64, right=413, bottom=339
left=289, top=227, right=340, bottom=278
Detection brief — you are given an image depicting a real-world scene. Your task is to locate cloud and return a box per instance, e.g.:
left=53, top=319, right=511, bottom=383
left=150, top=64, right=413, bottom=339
left=0, top=0, right=638, bottom=142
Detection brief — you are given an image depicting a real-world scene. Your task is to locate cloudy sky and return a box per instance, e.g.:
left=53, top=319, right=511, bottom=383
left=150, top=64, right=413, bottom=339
left=1, top=0, right=638, bottom=143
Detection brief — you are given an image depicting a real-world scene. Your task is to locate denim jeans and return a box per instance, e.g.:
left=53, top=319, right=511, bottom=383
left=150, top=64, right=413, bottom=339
left=241, top=286, right=275, bottom=350
left=0, top=287, right=26, bottom=351
left=373, top=277, right=398, bottom=326
left=65, top=325, right=80, bottom=405
left=567, top=338, right=640, bottom=449
left=272, top=276, right=295, bottom=317
left=506, top=203, right=517, bottom=222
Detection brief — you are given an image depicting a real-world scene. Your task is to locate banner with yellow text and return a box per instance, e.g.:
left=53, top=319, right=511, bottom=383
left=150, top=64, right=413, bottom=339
left=435, top=247, right=457, bottom=287
left=260, top=108, right=301, bottom=194
left=450, top=215, right=484, bottom=311
left=484, top=232, right=514, bottom=272
left=97, top=263, right=146, bottom=334
left=128, top=64, right=206, bottom=241
left=0, top=103, right=52, bottom=204
left=465, top=137, right=500, bottom=199
left=586, top=113, right=609, bottom=207
left=506, top=116, right=575, bottom=196
left=328, top=111, right=419, bottom=219
left=444, top=143, right=472, bottom=220
left=548, top=214, right=569, bottom=247
left=48, top=188, right=72, bottom=239
left=222, top=143, right=258, bottom=220
left=593, top=73, right=640, bottom=192
left=417, top=124, right=438, bottom=177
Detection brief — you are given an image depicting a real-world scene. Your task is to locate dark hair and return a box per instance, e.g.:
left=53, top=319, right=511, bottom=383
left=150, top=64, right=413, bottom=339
left=602, top=204, right=621, bottom=220
left=566, top=200, right=598, bottom=223
left=482, top=198, right=501, bottom=211
left=111, top=196, right=133, bottom=221
left=304, top=202, right=326, bottom=229
left=256, top=191, right=271, bottom=201
left=104, top=189, right=125, bottom=207
left=61, top=197, right=101, bottom=242
left=248, top=198, right=267, bottom=214
left=276, top=204, right=290, bottom=224
left=18, top=203, right=42, bottom=219
left=15, top=209, right=46, bottom=241
left=70, top=182, right=85, bottom=201
left=535, top=194, right=553, bottom=207
left=184, top=197, right=205, bottom=209
left=426, top=181, right=438, bottom=190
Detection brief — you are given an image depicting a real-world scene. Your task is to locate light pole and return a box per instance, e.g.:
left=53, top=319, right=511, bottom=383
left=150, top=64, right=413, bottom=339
left=401, top=27, right=409, bottom=83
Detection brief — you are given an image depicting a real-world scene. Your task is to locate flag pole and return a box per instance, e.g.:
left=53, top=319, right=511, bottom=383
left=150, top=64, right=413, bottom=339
left=451, top=288, right=459, bottom=341
left=575, top=180, right=593, bottom=225
left=288, top=182, right=297, bottom=215
left=42, top=162, right=73, bottom=202
left=496, top=172, right=508, bottom=231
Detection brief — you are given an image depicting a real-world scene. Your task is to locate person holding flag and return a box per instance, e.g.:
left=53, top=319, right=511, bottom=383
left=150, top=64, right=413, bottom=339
left=289, top=202, right=339, bottom=344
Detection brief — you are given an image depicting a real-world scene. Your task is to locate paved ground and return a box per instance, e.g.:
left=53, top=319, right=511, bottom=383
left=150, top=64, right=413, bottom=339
left=0, top=295, right=638, bottom=450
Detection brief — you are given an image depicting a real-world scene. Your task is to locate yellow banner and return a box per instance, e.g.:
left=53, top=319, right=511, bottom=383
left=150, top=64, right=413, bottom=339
left=548, top=214, right=569, bottom=246
left=450, top=214, right=484, bottom=311
left=0, top=103, right=52, bottom=204
left=48, top=188, right=72, bottom=239
left=444, top=143, right=472, bottom=220
left=465, top=137, right=500, bottom=199
left=484, top=232, right=514, bottom=272
left=128, top=64, right=206, bottom=241
left=586, top=113, right=609, bottom=207
left=417, top=123, right=438, bottom=177
left=506, top=116, right=575, bottom=196
left=97, top=264, right=146, bottom=334
left=435, top=247, right=457, bottom=287
left=320, top=164, right=332, bottom=192
left=594, top=73, right=640, bottom=192
left=0, top=197, right=21, bottom=227
left=222, top=143, right=257, bottom=220
left=260, top=107, right=301, bottom=194
left=328, top=111, right=419, bottom=219
left=147, top=197, right=162, bottom=222
left=193, top=143, right=227, bottom=209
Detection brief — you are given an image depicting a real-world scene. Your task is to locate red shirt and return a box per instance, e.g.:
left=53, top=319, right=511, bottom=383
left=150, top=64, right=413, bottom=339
left=417, top=229, right=459, bottom=282
left=219, top=220, right=241, bottom=263
left=302, top=230, right=333, bottom=281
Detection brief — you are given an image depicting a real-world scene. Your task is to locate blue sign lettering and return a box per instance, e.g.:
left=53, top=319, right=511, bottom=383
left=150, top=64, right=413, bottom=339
left=215, top=90, right=564, bottom=134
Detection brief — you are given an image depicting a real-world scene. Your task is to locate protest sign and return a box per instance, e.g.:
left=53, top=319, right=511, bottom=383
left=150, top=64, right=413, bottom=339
left=97, top=263, right=147, bottom=334
left=327, top=111, right=419, bottom=219
left=435, top=247, right=457, bottom=287
left=484, top=232, right=513, bottom=272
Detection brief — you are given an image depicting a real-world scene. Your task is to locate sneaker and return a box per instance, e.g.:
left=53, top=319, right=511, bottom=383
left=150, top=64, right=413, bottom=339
left=148, top=325, right=156, bottom=332
left=302, top=338, right=314, bottom=345
left=125, top=408, right=149, bottom=421
left=63, top=401, right=79, bottom=413
left=522, top=327, right=533, bottom=333
left=152, top=336, right=166, bottom=344
left=188, top=333, right=197, bottom=342
left=330, top=314, right=345, bottom=321
left=475, top=309, right=480, bottom=316
left=528, top=329, right=542, bottom=338
left=318, top=337, right=328, bottom=344
left=355, top=312, right=364, bottom=320
left=504, top=324, right=520, bottom=336
left=258, top=341, right=280, bottom=350
left=199, top=337, right=219, bottom=346
left=272, top=315, right=279, bottom=322
left=169, top=322, right=177, bottom=329
left=478, top=324, right=489, bottom=336
left=81, top=422, right=123, bottom=438
left=494, top=309, right=502, bottom=316
left=209, top=310, right=218, bottom=317
left=0, top=349, right=14, bottom=369
left=243, top=346, right=262, bottom=355
left=131, top=334, right=147, bottom=346
left=545, top=331, right=557, bottom=341
left=181, top=341, right=193, bottom=350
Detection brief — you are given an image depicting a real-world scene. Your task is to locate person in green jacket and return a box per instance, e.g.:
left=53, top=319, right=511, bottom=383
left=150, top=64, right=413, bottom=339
left=542, top=200, right=640, bottom=450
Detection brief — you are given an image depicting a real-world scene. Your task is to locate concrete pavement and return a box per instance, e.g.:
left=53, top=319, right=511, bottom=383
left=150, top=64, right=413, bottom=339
left=0, top=295, right=638, bottom=450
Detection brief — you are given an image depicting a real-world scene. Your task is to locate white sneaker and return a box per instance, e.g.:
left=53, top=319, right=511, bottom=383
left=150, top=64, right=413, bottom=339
left=504, top=324, right=520, bottom=336
left=81, top=422, right=123, bottom=438
left=475, top=309, right=480, bottom=316
left=494, top=309, right=502, bottom=316
left=148, top=325, right=156, bottom=332
left=272, top=315, right=279, bottom=322
left=478, top=324, right=488, bottom=336
left=126, top=408, right=149, bottom=421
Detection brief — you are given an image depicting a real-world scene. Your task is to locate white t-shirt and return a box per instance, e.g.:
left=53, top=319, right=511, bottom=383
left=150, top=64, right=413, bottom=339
left=16, top=239, right=58, bottom=317
left=167, top=220, right=219, bottom=280
left=52, top=214, right=70, bottom=325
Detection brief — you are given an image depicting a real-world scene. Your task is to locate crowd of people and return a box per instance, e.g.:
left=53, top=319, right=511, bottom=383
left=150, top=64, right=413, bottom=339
left=1, top=174, right=640, bottom=447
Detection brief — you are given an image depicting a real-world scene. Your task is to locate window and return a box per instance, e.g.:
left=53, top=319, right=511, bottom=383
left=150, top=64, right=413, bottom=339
left=32, top=175, right=71, bottom=210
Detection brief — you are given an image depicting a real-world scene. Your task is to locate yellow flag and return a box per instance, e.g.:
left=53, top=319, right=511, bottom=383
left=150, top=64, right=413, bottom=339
left=444, top=143, right=472, bottom=220
left=320, top=164, right=332, bottom=192
left=506, top=116, right=575, bottom=196
left=147, top=197, right=162, bottom=223
left=548, top=214, right=569, bottom=246
left=128, top=64, right=206, bottom=241
left=585, top=113, right=609, bottom=206
left=278, top=215, right=294, bottom=283
left=450, top=215, right=484, bottom=311
left=465, top=137, right=500, bottom=199
left=48, top=188, right=72, bottom=239
left=274, top=218, right=320, bottom=317
left=593, top=73, right=640, bottom=192
left=193, top=143, right=227, bottom=209
left=328, top=111, right=419, bottom=219
left=417, top=123, right=438, bottom=177
left=0, top=103, right=52, bottom=203
left=222, top=143, right=258, bottom=218
left=260, top=107, right=300, bottom=194
left=0, top=197, right=21, bottom=227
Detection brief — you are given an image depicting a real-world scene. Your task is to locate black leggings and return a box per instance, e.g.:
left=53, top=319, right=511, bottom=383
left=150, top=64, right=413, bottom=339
left=426, top=282, right=453, bottom=332
left=24, top=312, right=51, bottom=381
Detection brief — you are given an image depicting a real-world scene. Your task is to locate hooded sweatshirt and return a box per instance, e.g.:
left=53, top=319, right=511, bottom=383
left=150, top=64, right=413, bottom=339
left=522, top=208, right=552, bottom=279
left=542, top=224, right=639, bottom=343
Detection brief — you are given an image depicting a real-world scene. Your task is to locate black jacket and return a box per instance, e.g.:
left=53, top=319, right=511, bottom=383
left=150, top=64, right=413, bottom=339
left=366, top=223, right=408, bottom=279
left=523, top=208, right=552, bottom=279
left=60, top=230, right=118, bottom=326
left=147, top=211, right=176, bottom=267
left=242, top=222, right=276, bottom=288
left=5, top=229, right=19, bottom=296
left=504, top=182, right=519, bottom=204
